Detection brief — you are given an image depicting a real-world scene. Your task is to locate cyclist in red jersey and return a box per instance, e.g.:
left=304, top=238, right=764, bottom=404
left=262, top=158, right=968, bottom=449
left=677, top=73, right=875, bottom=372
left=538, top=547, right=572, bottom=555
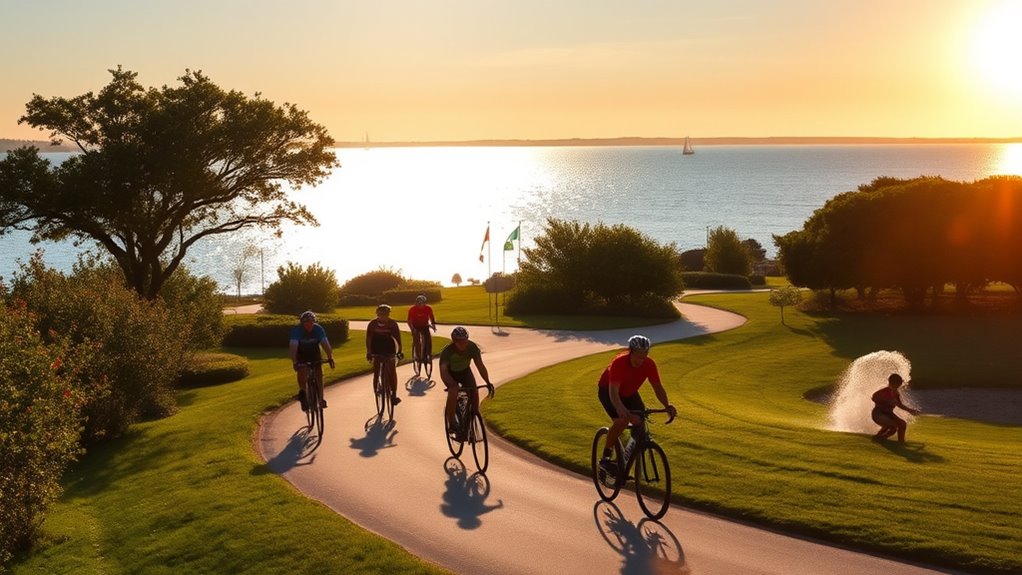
left=406, top=294, right=437, bottom=363
left=597, top=335, right=677, bottom=477
left=870, top=373, right=920, bottom=442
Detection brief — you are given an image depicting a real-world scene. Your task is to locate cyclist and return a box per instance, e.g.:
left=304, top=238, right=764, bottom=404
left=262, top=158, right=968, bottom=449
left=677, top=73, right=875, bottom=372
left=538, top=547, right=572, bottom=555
left=439, top=326, right=494, bottom=439
left=406, top=294, right=437, bottom=364
left=288, top=310, right=335, bottom=412
left=597, top=335, right=676, bottom=478
left=366, top=303, right=403, bottom=405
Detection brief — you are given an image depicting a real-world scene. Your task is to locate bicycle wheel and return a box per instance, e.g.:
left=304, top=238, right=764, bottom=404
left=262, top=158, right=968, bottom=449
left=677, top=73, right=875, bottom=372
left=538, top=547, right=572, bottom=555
left=412, top=337, right=423, bottom=377
left=304, top=385, right=315, bottom=430
left=635, top=441, right=672, bottom=520
left=445, top=410, right=464, bottom=457
left=591, top=427, right=624, bottom=501
left=309, top=374, right=325, bottom=440
left=469, top=412, right=488, bottom=473
left=373, top=365, right=385, bottom=418
left=424, top=355, right=433, bottom=380
left=384, top=370, right=395, bottom=421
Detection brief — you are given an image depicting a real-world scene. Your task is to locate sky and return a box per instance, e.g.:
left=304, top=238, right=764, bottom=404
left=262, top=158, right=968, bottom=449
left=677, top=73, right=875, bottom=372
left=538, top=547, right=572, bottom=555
left=2, top=0, right=1021, bottom=143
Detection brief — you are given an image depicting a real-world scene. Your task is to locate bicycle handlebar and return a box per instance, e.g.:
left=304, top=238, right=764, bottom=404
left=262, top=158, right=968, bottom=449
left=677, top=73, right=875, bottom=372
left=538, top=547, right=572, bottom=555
left=631, top=408, right=676, bottom=425
left=443, top=383, right=495, bottom=398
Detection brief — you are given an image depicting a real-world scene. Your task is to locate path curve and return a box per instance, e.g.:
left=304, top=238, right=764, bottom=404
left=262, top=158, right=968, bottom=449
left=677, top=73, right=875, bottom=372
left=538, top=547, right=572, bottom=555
left=258, top=303, right=957, bottom=575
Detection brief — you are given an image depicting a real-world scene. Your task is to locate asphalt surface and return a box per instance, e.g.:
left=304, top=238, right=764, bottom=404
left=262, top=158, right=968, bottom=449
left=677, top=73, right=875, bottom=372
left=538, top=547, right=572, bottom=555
left=258, top=303, right=959, bottom=575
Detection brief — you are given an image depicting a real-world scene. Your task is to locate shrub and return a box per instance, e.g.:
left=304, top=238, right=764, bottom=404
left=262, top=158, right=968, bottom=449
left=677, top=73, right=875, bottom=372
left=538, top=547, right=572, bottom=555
left=223, top=314, right=349, bottom=347
left=7, top=256, right=187, bottom=442
left=176, top=352, right=249, bottom=387
left=158, top=267, right=227, bottom=350
left=681, top=272, right=753, bottom=290
left=381, top=288, right=442, bottom=305
left=504, top=284, right=582, bottom=315
left=705, top=226, right=752, bottom=276
left=263, top=262, right=340, bottom=315
left=340, top=268, right=405, bottom=297
left=511, top=218, right=683, bottom=316
left=0, top=303, right=90, bottom=565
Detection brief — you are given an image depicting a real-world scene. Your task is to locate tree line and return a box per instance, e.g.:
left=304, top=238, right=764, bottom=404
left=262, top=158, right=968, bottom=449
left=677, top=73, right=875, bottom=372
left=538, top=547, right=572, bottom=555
left=774, top=175, right=1022, bottom=305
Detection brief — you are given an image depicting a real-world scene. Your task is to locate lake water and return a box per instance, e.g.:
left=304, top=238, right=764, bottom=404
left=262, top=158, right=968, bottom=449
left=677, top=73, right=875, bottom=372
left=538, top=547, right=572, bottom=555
left=2, top=144, right=1021, bottom=293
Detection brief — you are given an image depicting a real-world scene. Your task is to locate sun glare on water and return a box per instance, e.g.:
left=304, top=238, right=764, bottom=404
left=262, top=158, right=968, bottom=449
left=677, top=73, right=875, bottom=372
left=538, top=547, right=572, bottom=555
left=972, top=1, right=1022, bottom=97
left=995, top=143, right=1022, bottom=176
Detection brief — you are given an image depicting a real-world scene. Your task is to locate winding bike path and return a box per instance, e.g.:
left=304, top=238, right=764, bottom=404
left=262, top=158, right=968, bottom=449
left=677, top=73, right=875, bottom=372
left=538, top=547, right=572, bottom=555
left=258, top=302, right=957, bottom=575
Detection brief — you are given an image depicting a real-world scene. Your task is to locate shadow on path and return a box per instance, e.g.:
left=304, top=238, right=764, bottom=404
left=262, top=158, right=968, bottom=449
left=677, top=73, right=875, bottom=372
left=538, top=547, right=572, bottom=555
left=350, top=419, right=397, bottom=457
left=259, top=427, right=320, bottom=474
left=593, top=501, right=689, bottom=574
left=439, top=458, right=504, bottom=529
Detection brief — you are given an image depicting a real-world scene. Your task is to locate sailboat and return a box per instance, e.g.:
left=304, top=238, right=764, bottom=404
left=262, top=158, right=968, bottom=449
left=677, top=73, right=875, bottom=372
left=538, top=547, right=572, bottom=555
left=682, top=136, right=694, bottom=155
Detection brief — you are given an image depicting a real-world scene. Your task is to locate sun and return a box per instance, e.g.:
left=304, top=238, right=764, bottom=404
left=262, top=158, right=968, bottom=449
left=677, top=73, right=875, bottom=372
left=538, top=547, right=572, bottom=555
left=972, top=1, right=1022, bottom=96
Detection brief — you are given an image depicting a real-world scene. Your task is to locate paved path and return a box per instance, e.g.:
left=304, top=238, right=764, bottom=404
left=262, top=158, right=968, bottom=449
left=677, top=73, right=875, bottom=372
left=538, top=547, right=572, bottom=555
left=258, top=303, right=958, bottom=575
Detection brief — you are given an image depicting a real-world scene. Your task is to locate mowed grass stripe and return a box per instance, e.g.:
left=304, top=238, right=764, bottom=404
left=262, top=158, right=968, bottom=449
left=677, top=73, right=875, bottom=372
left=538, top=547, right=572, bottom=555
left=485, top=292, right=1022, bottom=574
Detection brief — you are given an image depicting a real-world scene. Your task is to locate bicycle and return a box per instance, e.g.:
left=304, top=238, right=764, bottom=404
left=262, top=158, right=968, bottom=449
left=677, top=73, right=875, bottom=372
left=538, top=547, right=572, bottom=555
left=590, top=408, right=675, bottom=520
left=370, top=352, right=401, bottom=421
left=297, top=359, right=330, bottom=440
left=411, top=326, right=434, bottom=380
left=444, top=383, right=494, bottom=473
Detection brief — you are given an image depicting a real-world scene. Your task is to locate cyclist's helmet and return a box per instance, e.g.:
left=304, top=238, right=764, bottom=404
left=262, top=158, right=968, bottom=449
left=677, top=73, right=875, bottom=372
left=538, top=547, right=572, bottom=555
left=415, top=294, right=427, bottom=304
left=451, top=326, right=469, bottom=340
left=376, top=304, right=391, bottom=314
left=300, top=310, right=317, bottom=322
left=627, top=334, right=652, bottom=352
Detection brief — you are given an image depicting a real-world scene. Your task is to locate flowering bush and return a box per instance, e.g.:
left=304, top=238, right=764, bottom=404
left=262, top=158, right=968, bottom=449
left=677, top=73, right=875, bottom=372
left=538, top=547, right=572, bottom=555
left=0, top=303, right=92, bottom=565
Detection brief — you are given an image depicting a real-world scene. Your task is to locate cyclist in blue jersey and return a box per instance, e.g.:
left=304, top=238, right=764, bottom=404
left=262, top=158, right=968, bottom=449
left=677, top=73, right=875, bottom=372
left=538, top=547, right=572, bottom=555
left=289, top=310, right=335, bottom=411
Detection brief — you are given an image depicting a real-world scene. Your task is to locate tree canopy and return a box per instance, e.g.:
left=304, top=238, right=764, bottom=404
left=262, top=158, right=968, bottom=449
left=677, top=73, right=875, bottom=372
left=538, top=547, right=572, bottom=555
left=774, top=175, right=1022, bottom=305
left=0, top=67, right=338, bottom=299
left=506, top=218, right=683, bottom=317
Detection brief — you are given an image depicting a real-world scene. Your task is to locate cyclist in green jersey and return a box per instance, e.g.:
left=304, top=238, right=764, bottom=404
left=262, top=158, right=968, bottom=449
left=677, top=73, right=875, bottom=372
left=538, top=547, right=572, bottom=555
left=439, top=326, right=494, bottom=438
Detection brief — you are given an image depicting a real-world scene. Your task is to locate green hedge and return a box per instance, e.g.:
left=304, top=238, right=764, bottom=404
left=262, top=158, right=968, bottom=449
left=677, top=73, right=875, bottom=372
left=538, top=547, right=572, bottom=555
left=223, top=314, right=350, bottom=347
left=176, top=352, right=250, bottom=387
left=380, top=288, right=442, bottom=305
left=681, top=272, right=753, bottom=290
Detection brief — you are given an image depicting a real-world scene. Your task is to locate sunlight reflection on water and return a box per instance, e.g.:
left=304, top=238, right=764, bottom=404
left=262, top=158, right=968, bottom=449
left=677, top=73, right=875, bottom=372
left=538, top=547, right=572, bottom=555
left=2, top=144, right=1020, bottom=293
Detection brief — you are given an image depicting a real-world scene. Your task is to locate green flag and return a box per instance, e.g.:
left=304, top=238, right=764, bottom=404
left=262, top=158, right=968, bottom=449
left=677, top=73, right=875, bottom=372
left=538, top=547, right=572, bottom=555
left=503, top=225, right=520, bottom=251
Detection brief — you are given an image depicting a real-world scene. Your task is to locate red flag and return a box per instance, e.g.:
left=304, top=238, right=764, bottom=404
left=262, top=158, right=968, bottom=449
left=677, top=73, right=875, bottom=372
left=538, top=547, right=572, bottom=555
left=479, top=224, right=490, bottom=262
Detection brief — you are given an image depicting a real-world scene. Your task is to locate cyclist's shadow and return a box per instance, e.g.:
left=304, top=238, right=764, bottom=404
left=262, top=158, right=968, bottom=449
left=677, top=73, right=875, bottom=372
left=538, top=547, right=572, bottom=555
left=593, top=501, right=689, bottom=574
left=261, top=427, right=320, bottom=474
left=350, top=417, right=397, bottom=457
left=439, top=457, right=503, bottom=529
left=405, top=375, right=436, bottom=396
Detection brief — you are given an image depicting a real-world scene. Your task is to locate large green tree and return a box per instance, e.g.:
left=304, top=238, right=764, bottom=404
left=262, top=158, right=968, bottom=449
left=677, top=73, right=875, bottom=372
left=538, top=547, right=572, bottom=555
left=508, top=218, right=683, bottom=316
left=0, top=67, right=338, bottom=299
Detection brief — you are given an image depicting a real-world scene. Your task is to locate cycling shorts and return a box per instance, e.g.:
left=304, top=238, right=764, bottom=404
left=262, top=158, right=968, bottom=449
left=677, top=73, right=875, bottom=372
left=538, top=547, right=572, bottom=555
left=598, top=385, right=646, bottom=420
left=448, top=368, right=477, bottom=389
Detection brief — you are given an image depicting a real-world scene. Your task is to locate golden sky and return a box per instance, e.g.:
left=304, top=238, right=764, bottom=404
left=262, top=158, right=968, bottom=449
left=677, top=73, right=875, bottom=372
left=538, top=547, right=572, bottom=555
left=2, top=0, right=1020, bottom=142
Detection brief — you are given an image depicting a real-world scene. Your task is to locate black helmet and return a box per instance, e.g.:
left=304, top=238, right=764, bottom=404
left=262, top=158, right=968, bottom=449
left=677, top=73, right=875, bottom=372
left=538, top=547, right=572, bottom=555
left=451, top=326, right=469, bottom=340
left=627, top=334, right=651, bottom=352
left=299, top=310, right=316, bottom=322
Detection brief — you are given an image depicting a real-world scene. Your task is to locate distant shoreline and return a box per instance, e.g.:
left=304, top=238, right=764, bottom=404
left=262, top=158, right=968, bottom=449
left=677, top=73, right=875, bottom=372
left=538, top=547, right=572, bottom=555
left=5, top=136, right=1022, bottom=153
left=335, top=136, right=1022, bottom=148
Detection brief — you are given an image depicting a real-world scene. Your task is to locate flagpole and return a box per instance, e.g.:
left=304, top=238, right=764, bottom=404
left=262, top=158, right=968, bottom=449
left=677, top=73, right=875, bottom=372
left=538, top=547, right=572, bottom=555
left=517, top=220, right=522, bottom=267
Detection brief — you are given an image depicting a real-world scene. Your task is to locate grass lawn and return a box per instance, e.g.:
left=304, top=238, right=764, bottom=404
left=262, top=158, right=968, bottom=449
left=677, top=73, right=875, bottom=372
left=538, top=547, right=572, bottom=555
left=485, top=292, right=1022, bottom=574
left=337, top=285, right=679, bottom=330
left=17, top=289, right=1019, bottom=574
left=12, top=331, right=450, bottom=575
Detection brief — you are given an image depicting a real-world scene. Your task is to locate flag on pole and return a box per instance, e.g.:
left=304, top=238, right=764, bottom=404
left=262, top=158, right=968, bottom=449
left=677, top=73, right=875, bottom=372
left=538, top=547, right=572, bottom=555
left=479, top=224, right=490, bottom=262
left=503, top=225, right=520, bottom=251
